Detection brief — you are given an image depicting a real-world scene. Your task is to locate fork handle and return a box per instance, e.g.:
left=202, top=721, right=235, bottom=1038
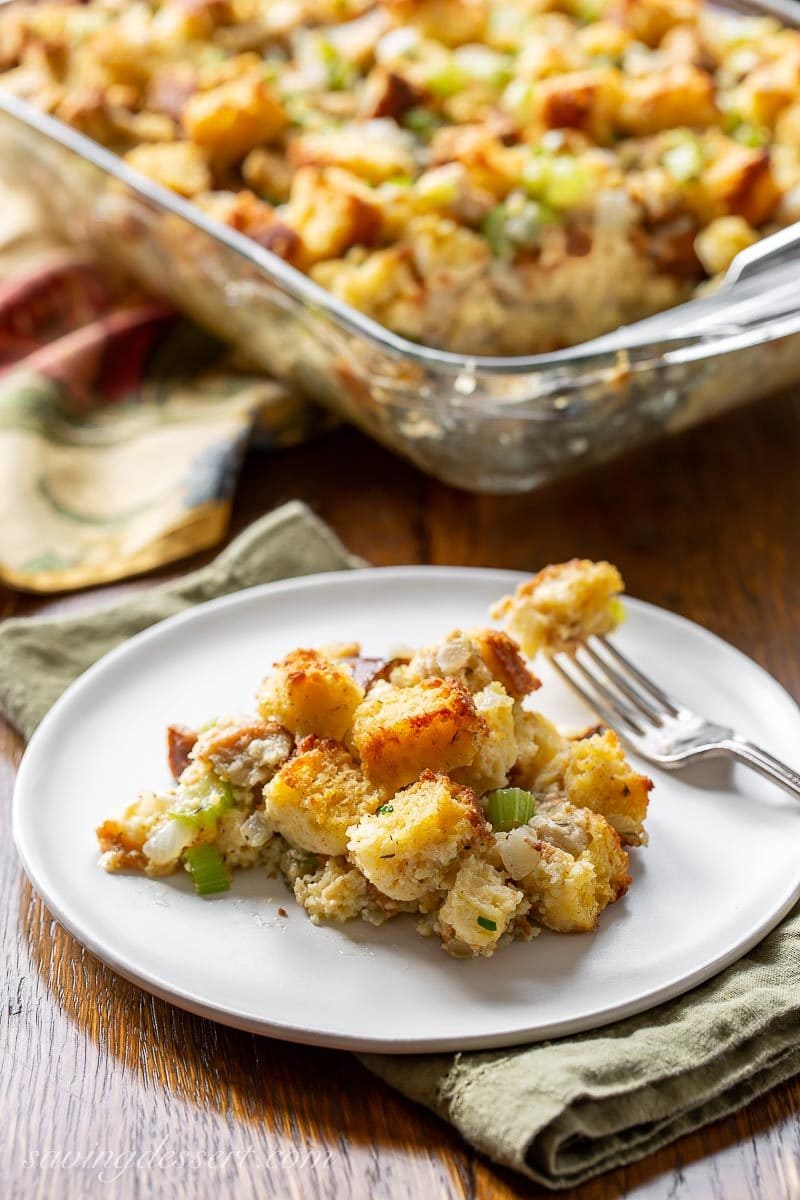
left=724, top=739, right=800, bottom=800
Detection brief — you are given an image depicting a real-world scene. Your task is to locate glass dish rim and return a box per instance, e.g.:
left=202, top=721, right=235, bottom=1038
left=2, top=0, right=800, bottom=381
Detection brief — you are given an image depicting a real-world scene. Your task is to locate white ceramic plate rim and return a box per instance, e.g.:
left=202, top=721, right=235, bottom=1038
left=12, top=567, right=800, bottom=1053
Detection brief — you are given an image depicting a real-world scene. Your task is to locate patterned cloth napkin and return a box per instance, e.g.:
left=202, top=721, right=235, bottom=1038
left=0, top=186, right=323, bottom=593
left=2, top=503, right=799, bottom=1190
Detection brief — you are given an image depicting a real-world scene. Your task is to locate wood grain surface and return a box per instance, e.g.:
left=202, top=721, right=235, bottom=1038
left=2, top=389, right=799, bottom=1200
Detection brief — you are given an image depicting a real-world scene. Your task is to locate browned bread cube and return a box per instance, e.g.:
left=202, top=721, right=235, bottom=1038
left=263, top=735, right=381, bottom=855
left=564, top=729, right=653, bottom=845
left=350, top=677, right=485, bottom=790
left=491, top=559, right=624, bottom=657
left=347, top=770, right=489, bottom=900
left=258, top=648, right=364, bottom=742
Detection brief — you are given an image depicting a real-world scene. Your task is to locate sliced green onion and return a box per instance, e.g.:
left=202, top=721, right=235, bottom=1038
left=377, top=803, right=394, bottom=814
left=169, top=773, right=233, bottom=830
left=184, top=845, right=230, bottom=895
left=477, top=916, right=498, bottom=932
left=487, top=787, right=535, bottom=832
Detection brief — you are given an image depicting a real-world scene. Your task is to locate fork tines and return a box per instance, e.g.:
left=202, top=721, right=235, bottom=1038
left=551, top=636, right=679, bottom=736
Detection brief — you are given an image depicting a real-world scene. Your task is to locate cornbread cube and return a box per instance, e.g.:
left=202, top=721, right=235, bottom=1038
left=182, top=75, right=288, bottom=163
left=434, top=853, right=525, bottom=957
left=511, top=705, right=569, bottom=793
left=564, top=729, right=652, bottom=844
left=242, top=146, right=293, bottom=203
left=429, top=125, right=523, bottom=197
left=263, top=736, right=381, bottom=855
left=287, top=127, right=416, bottom=184
left=283, top=166, right=382, bottom=266
left=691, top=144, right=780, bottom=227
left=394, top=627, right=538, bottom=698
left=311, top=247, right=422, bottom=327
left=608, top=0, right=700, bottom=47
left=501, top=802, right=630, bottom=932
left=617, top=65, right=718, bottom=136
left=124, top=142, right=211, bottom=197
left=491, top=560, right=624, bottom=657
left=775, top=101, right=800, bottom=148
left=694, top=215, right=758, bottom=276
left=347, top=770, right=489, bottom=900
left=293, top=857, right=371, bottom=923
left=257, top=648, right=364, bottom=742
left=191, top=715, right=293, bottom=790
left=533, top=68, right=622, bottom=144
left=385, top=0, right=488, bottom=46
left=350, top=677, right=485, bottom=790
left=454, top=682, right=517, bottom=793
left=733, top=57, right=800, bottom=129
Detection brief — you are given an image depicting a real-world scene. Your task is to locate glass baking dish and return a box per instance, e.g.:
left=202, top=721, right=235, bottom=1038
left=2, top=0, right=800, bottom=494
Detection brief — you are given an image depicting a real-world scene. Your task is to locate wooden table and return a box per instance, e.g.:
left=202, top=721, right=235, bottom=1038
left=3, top=390, right=799, bottom=1200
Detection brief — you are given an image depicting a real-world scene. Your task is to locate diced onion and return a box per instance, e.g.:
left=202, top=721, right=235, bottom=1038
left=496, top=827, right=541, bottom=880
left=143, top=819, right=195, bottom=867
left=240, top=811, right=272, bottom=848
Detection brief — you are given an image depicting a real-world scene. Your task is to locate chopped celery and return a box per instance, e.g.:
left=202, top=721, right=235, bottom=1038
left=403, top=107, right=440, bottom=140
left=483, top=204, right=513, bottom=256
left=732, top=122, right=767, bottom=147
left=184, top=845, right=230, bottom=895
left=169, top=773, right=233, bottom=830
left=415, top=167, right=460, bottom=206
left=425, top=58, right=468, bottom=98
left=543, top=156, right=589, bottom=209
left=520, top=155, right=549, bottom=196
left=487, top=787, right=535, bottom=832
left=608, top=597, right=626, bottom=626
left=522, top=154, right=589, bottom=210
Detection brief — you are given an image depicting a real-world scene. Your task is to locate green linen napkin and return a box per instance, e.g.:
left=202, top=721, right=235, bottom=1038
left=2, top=501, right=799, bottom=1189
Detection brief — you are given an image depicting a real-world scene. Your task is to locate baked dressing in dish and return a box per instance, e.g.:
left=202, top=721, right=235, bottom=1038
left=1, top=0, right=799, bottom=354
left=97, top=560, right=653, bottom=958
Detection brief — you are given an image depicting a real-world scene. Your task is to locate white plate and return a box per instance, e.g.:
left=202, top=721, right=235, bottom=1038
left=13, top=568, right=800, bottom=1053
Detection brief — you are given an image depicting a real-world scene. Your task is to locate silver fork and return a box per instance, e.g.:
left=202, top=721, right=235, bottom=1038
left=551, top=636, right=800, bottom=799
